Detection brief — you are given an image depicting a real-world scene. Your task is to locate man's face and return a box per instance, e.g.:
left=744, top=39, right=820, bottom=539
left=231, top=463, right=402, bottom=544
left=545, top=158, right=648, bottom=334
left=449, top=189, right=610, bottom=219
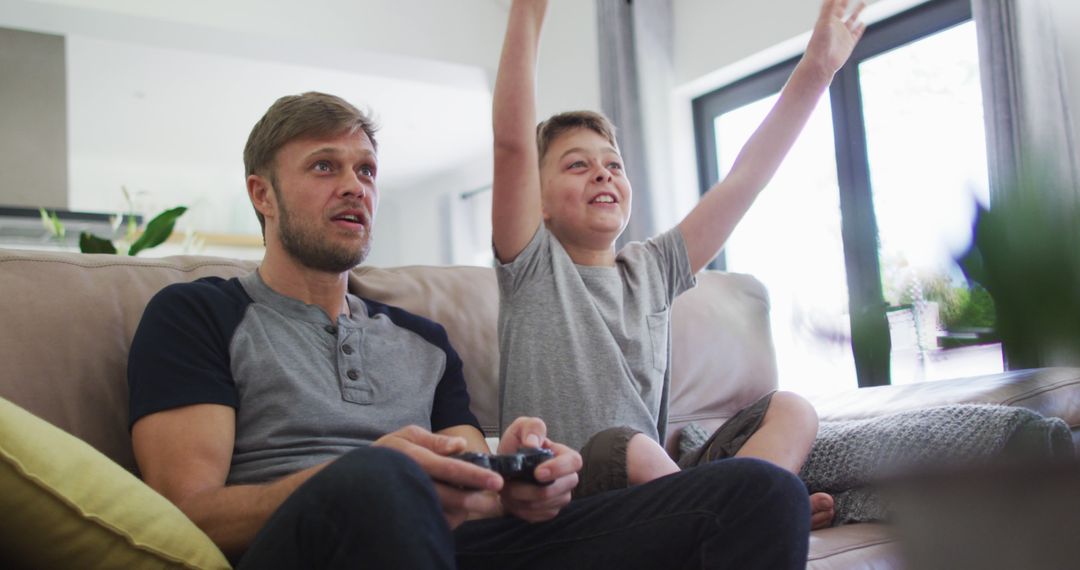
left=264, top=129, right=379, bottom=273
left=539, top=128, right=632, bottom=250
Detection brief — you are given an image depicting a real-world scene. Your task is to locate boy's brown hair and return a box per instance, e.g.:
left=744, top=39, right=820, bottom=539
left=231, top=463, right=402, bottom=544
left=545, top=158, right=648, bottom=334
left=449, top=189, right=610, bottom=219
left=536, top=110, right=618, bottom=164
left=243, top=92, right=379, bottom=235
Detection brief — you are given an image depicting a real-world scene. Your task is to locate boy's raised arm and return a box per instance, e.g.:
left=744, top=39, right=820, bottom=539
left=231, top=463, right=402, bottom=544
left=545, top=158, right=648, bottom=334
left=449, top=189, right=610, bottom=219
left=492, top=0, right=548, bottom=264
left=678, top=0, right=865, bottom=274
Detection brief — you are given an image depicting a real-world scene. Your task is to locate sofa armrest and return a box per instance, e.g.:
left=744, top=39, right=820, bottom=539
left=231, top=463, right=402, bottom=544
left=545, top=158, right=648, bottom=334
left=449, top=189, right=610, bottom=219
left=809, top=368, right=1080, bottom=450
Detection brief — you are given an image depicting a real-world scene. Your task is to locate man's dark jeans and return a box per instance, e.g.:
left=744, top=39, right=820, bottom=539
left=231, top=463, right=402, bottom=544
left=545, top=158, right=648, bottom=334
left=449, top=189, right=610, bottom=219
left=239, top=446, right=810, bottom=569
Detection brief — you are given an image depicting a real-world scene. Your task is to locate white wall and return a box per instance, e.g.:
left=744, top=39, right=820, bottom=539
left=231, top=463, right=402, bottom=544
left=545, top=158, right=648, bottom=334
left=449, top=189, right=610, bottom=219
left=63, top=35, right=494, bottom=238
left=2, top=0, right=508, bottom=76
left=533, top=1, right=602, bottom=119
left=370, top=0, right=602, bottom=267
left=376, top=0, right=603, bottom=267
left=0, top=0, right=602, bottom=119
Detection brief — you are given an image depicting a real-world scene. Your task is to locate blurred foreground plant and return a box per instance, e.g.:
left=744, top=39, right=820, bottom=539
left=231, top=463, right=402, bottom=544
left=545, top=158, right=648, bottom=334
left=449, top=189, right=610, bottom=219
left=958, top=167, right=1080, bottom=368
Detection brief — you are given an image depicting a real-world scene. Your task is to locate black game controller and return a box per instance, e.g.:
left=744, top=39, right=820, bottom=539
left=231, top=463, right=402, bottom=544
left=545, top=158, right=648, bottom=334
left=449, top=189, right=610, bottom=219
left=453, top=447, right=555, bottom=485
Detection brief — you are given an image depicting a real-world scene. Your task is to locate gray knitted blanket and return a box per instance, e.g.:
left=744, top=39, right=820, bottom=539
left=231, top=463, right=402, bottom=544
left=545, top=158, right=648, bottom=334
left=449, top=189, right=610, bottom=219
left=679, top=404, right=1072, bottom=526
left=797, top=404, right=1073, bottom=525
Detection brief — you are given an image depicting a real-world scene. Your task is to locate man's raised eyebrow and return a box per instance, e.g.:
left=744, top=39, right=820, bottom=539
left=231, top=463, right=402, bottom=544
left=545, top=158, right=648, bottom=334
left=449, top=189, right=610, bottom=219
left=303, top=147, right=376, bottom=161
left=303, top=147, right=340, bottom=160
left=557, top=145, right=620, bottom=161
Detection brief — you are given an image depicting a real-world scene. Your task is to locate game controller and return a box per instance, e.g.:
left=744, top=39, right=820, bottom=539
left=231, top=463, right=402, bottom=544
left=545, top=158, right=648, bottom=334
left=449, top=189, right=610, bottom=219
left=453, top=447, right=555, bottom=485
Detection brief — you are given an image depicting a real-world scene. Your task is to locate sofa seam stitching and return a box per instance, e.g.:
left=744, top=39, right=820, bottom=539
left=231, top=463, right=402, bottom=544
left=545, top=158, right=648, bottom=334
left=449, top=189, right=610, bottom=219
left=0, top=257, right=250, bottom=272
left=807, top=537, right=896, bottom=561
left=1001, top=377, right=1080, bottom=406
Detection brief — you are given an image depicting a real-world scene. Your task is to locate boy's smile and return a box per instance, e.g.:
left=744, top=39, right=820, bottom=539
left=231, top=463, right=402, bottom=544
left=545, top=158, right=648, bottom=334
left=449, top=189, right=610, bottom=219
left=540, top=128, right=633, bottom=254
left=588, top=191, right=619, bottom=206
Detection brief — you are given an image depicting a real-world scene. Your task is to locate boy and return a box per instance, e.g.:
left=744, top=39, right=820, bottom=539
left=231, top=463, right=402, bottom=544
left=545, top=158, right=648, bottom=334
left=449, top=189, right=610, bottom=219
left=493, top=0, right=864, bottom=530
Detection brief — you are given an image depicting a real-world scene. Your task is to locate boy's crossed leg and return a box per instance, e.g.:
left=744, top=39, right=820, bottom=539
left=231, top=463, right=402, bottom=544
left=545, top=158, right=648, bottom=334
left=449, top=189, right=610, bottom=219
left=578, top=391, right=835, bottom=530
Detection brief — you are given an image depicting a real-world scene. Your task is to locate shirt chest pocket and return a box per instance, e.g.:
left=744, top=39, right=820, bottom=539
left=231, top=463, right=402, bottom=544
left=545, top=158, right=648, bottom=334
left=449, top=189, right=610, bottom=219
left=646, top=311, right=669, bottom=373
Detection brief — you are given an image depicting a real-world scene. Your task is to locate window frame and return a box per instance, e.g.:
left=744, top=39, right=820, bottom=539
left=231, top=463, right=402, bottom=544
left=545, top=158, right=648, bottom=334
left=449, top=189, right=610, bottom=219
left=691, top=0, right=977, bottom=388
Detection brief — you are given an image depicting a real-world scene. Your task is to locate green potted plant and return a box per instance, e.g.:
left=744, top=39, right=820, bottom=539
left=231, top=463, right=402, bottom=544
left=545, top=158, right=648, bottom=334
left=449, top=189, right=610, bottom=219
left=40, top=188, right=187, bottom=256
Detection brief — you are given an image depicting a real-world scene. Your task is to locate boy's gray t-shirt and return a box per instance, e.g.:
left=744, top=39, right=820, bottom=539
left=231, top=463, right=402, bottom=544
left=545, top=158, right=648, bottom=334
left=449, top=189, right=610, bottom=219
left=497, top=225, right=696, bottom=450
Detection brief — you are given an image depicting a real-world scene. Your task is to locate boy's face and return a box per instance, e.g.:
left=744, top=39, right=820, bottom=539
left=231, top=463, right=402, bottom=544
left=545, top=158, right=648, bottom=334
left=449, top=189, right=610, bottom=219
left=539, top=128, right=632, bottom=249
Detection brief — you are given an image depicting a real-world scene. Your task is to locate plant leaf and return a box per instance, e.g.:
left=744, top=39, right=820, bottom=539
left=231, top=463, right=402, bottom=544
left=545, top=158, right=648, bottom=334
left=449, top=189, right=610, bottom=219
left=79, top=232, right=117, bottom=254
left=128, top=206, right=187, bottom=256
left=39, top=208, right=65, bottom=238
left=50, top=211, right=65, bottom=238
left=126, top=215, right=138, bottom=241
left=121, top=186, right=137, bottom=239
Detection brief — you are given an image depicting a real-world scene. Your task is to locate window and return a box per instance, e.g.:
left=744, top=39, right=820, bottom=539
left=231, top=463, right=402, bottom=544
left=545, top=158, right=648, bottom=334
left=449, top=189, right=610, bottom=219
left=692, top=0, right=1003, bottom=394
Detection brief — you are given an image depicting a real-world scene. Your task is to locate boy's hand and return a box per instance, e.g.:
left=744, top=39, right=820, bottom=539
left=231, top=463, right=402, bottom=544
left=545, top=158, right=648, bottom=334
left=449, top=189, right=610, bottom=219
left=497, top=417, right=582, bottom=522
left=497, top=416, right=550, bottom=455
left=805, top=0, right=866, bottom=78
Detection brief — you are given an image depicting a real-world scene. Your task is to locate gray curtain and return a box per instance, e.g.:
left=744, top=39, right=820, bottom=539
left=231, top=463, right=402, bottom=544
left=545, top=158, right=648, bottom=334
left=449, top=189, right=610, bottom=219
left=972, top=0, right=1080, bottom=368
left=973, top=0, right=1079, bottom=208
left=597, top=0, right=674, bottom=246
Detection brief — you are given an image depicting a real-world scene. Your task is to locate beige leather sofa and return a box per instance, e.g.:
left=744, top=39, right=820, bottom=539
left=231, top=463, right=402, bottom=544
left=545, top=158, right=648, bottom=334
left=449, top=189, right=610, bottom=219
left=2, top=247, right=1079, bottom=568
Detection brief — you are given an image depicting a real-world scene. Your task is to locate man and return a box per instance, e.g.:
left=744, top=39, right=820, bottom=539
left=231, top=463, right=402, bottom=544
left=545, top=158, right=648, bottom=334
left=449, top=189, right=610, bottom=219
left=128, top=92, right=811, bottom=569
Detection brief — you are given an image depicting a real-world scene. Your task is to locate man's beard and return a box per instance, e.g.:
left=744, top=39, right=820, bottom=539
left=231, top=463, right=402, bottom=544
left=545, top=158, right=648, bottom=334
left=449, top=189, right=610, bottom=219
left=276, top=191, right=371, bottom=274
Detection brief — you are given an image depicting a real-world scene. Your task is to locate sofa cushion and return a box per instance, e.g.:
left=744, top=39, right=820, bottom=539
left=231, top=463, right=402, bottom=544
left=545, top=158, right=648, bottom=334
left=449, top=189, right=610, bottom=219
left=0, top=249, right=256, bottom=472
left=0, top=396, right=230, bottom=569
left=666, top=271, right=779, bottom=450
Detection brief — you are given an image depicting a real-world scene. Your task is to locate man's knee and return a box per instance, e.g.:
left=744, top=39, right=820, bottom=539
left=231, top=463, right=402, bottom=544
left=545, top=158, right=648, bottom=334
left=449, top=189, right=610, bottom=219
left=329, top=446, right=425, bottom=480
left=244, top=448, right=454, bottom=568
left=693, top=458, right=811, bottom=565
left=309, top=446, right=438, bottom=514
left=695, top=457, right=810, bottom=528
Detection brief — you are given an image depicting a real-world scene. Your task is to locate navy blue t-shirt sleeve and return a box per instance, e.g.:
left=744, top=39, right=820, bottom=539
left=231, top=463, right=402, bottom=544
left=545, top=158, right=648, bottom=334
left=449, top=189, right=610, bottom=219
left=430, top=338, right=479, bottom=433
left=128, top=278, right=250, bottom=428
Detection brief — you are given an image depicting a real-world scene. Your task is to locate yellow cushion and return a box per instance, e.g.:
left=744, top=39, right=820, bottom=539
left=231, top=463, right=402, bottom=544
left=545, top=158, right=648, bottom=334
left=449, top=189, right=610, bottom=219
left=0, top=397, right=231, bottom=569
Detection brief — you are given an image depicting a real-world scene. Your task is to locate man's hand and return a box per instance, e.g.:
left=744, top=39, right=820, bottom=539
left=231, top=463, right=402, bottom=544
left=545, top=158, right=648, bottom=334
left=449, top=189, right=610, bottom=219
left=374, top=425, right=504, bottom=528
left=805, top=0, right=866, bottom=79
left=497, top=417, right=582, bottom=523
